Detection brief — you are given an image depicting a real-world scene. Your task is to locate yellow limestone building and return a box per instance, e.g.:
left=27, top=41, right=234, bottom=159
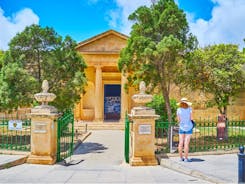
left=74, top=30, right=130, bottom=123
left=74, top=29, right=245, bottom=125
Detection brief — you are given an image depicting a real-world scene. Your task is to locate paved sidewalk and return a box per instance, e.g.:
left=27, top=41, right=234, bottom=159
left=0, top=130, right=209, bottom=183
left=0, top=154, right=28, bottom=170
left=0, top=130, right=241, bottom=183
left=161, top=153, right=238, bottom=183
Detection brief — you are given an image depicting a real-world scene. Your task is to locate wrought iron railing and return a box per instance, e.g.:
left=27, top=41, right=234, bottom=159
left=0, top=116, right=31, bottom=151
left=155, top=119, right=245, bottom=153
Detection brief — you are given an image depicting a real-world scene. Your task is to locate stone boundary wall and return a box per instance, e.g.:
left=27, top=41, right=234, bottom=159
left=0, top=108, right=31, bottom=119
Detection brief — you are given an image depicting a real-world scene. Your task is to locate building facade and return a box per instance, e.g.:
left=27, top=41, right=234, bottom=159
left=74, top=30, right=131, bottom=122
left=74, top=30, right=245, bottom=122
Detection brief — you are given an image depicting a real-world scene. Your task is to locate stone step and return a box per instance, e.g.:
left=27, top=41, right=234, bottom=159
left=74, top=121, right=125, bottom=131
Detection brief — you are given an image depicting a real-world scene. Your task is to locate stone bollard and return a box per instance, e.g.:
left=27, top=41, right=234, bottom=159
left=238, top=145, right=245, bottom=183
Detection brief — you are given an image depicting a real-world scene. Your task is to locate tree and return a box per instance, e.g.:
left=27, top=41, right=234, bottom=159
left=182, top=44, right=245, bottom=115
left=1, top=24, right=87, bottom=111
left=0, top=63, right=38, bottom=111
left=8, top=25, right=62, bottom=84
left=118, top=0, right=197, bottom=122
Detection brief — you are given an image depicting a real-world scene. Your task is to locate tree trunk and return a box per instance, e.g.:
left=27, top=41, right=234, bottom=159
left=223, top=106, right=227, bottom=116
left=37, top=50, right=41, bottom=84
left=161, top=84, right=172, bottom=122
left=160, top=82, right=172, bottom=150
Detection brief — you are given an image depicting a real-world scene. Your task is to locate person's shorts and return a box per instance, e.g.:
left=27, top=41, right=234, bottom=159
left=179, top=128, right=193, bottom=134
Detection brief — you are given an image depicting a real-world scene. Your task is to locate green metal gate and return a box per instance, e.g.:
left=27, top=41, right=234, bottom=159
left=57, top=110, right=74, bottom=162
left=124, top=113, right=130, bottom=163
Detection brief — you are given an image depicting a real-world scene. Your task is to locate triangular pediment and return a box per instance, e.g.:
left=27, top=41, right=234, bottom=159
left=76, top=30, right=128, bottom=53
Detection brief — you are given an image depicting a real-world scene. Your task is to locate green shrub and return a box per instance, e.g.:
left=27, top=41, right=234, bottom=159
left=147, top=94, right=178, bottom=122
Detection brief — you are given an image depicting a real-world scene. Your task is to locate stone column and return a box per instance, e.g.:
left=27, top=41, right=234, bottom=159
left=74, top=103, right=81, bottom=120
left=79, top=95, right=84, bottom=119
left=120, top=74, right=128, bottom=121
left=129, top=81, right=159, bottom=166
left=27, top=80, right=58, bottom=165
left=94, top=65, right=103, bottom=121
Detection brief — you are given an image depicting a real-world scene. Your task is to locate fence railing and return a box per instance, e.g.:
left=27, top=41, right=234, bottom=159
left=0, top=116, right=31, bottom=151
left=57, top=110, right=74, bottom=162
left=124, top=113, right=130, bottom=163
left=155, top=119, right=245, bottom=154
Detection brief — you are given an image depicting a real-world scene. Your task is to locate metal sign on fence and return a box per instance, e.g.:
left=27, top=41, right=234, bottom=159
left=8, top=120, right=23, bottom=131
left=170, top=126, right=179, bottom=153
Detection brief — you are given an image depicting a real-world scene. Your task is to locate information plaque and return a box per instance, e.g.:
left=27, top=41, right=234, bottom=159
left=139, top=124, right=151, bottom=134
left=34, top=122, right=47, bottom=133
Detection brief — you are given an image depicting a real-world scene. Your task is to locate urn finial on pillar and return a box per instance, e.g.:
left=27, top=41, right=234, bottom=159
left=34, top=80, right=56, bottom=106
left=32, top=80, right=57, bottom=113
left=131, top=81, right=153, bottom=108
left=139, top=81, right=146, bottom=94
left=42, top=80, right=49, bottom=93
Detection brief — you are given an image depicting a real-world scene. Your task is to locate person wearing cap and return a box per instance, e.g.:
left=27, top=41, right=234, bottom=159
left=177, top=97, right=193, bottom=162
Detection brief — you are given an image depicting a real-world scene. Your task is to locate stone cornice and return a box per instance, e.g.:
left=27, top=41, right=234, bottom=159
left=76, top=29, right=128, bottom=49
left=80, top=51, right=119, bottom=55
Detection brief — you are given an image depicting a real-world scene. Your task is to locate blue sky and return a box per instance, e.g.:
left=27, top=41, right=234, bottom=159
left=0, top=0, right=244, bottom=50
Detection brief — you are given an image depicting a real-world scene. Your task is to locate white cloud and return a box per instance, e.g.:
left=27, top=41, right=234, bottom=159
left=107, top=10, right=120, bottom=28
left=189, top=0, right=245, bottom=48
left=109, top=0, right=245, bottom=49
left=0, top=8, right=39, bottom=50
left=108, top=0, right=182, bottom=36
left=108, top=0, right=151, bottom=35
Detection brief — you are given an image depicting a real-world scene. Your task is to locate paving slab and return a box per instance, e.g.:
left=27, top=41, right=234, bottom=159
left=161, top=153, right=238, bottom=183
left=0, top=154, right=27, bottom=170
left=0, top=130, right=240, bottom=183
left=0, top=130, right=210, bottom=183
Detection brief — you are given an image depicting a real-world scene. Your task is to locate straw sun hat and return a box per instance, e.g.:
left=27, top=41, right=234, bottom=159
left=177, top=97, right=192, bottom=106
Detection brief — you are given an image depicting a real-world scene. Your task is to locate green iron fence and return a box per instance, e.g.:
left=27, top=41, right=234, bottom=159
left=124, top=113, right=130, bottom=163
left=0, top=116, right=31, bottom=151
left=155, top=121, right=176, bottom=153
left=155, top=119, right=245, bottom=153
left=57, top=110, right=74, bottom=162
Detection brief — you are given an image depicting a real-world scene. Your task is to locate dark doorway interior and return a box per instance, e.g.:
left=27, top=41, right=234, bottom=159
left=104, top=84, right=121, bottom=121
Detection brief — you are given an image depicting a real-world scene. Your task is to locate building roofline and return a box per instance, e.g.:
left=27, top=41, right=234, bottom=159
left=76, top=29, right=129, bottom=49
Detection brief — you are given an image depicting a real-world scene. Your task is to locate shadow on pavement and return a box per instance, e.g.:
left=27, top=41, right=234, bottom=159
left=73, top=142, right=108, bottom=155
left=57, top=159, right=84, bottom=166
left=57, top=142, right=108, bottom=167
left=190, top=158, right=205, bottom=162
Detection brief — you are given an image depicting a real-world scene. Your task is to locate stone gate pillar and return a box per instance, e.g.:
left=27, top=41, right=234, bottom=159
left=129, top=81, right=159, bottom=166
left=27, top=80, right=58, bottom=165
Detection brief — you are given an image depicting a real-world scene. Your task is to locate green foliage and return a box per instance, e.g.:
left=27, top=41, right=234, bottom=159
left=1, top=25, right=87, bottom=112
left=147, top=94, right=178, bottom=122
left=7, top=25, right=62, bottom=83
left=118, top=0, right=197, bottom=121
left=182, top=44, right=245, bottom=114
left=0, top=63, right=38, bottom=111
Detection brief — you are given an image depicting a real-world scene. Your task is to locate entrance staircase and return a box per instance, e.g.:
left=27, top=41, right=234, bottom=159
left=74, top=120, right=125, bottom=133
